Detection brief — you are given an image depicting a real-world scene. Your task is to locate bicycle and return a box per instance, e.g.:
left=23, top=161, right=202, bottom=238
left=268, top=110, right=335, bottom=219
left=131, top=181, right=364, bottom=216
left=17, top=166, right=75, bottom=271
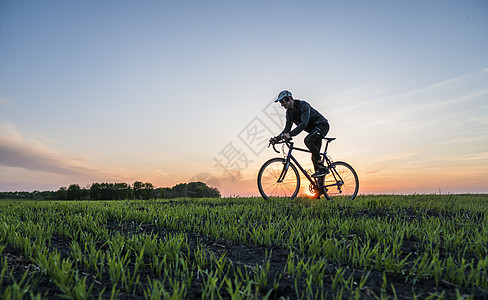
left=257, top=137, right=359, bottom=200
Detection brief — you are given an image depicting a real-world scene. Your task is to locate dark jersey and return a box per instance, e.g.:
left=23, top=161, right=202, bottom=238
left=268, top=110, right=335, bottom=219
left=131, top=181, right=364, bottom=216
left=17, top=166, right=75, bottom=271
left=281, top=99, right=328, bottom=137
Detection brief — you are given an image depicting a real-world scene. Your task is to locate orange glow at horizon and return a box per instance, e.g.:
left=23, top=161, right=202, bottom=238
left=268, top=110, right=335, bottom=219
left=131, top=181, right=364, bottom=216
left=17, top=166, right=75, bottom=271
left=215, top=163, right=488, bottom=197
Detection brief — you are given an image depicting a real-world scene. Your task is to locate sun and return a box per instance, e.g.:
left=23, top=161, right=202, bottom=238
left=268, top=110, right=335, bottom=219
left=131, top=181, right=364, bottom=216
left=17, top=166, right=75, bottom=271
left=300, top=183, right=319, bottom=198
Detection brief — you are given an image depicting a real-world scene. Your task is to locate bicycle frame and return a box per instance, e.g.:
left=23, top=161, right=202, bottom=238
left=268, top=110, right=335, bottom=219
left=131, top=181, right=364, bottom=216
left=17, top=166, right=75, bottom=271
left=275, top=140, right=345, bottom=193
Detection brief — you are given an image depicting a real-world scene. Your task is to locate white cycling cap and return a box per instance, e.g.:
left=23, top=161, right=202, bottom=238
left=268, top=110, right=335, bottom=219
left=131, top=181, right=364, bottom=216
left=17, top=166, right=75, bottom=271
left=274, top=90, right=292, bottom=102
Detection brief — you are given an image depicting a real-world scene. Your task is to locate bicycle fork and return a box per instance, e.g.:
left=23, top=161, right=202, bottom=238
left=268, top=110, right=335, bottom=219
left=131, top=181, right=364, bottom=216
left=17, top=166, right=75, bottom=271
left=277, top=160, right=290, bottom=183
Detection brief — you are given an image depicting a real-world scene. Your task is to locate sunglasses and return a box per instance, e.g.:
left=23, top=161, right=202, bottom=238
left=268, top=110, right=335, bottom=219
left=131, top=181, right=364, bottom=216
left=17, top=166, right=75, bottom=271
left=279, top=97, right=290, bottom=104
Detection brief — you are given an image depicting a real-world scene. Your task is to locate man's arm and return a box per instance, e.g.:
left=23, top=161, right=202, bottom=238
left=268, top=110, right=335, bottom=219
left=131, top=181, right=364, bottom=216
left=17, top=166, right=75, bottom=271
left=270, top=118, right=292, bottom=144
left=278, top=110, right=293, bottom=138
left=289, top=102, right=310, bottom=136
left=280, top=119, right=292, bottom=135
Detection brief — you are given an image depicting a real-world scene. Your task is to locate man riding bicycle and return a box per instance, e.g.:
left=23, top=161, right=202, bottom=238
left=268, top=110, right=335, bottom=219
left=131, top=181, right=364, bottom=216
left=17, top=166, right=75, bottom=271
left=270, top=90, right=330, bottom=178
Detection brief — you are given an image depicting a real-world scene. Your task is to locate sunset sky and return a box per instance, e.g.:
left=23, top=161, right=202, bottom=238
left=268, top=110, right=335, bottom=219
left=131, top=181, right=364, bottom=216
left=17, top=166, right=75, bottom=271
left=1, top=1, right=487, bottom=196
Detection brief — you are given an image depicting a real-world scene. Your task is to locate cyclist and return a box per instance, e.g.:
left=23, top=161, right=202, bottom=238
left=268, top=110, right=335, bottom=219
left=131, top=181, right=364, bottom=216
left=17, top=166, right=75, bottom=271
left=270, top=90, right=330, bottom=177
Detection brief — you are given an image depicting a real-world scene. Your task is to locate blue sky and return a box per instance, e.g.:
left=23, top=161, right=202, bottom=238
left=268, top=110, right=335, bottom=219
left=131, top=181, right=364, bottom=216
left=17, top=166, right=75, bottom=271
left=1, top=1, right=487, bottom=195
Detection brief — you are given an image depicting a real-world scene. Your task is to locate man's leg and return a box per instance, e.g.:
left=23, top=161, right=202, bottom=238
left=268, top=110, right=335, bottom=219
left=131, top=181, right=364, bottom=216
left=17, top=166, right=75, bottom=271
left=304, top=129, right=325, bottom=173
left=304, top=124, right=330, bottom=177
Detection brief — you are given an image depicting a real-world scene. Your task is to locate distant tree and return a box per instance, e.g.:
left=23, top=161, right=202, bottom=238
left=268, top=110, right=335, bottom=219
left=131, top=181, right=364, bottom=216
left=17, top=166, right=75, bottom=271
left=172, top=183, right=188, bottom=197
left=0, top=190, right=57, bottom=200
left=187, top=182, right=207, bottom=198
left=0, top=180, right=219, bottom=201
left=113, top=182, right=132, bottom=200
left=153, top=187, right=173, bottom=199
left=56, top=187, right=67, bottom=200
left=90, top=183, right=113, bottom=200
left=40, top=191, right=56, bottom=200
left=90, top=183, right=100, bottom=200
left=134, top=181, right=154, bottom=200
left=98, top=183, right=113, bottom=200
left=16, top=191, right=31, bottom=199
left=190, top=181, right=220, bottom=198
left=0, top=191, right=16, bottom=199
left=32, top=190, right=41, bottom=200
left=67, top=184, right=82, bottom=200
left=170, top=182, right=220, bottom=198
left=133, top=181, right=142, bottom=190
left=89, top=182, right=132, bottom=200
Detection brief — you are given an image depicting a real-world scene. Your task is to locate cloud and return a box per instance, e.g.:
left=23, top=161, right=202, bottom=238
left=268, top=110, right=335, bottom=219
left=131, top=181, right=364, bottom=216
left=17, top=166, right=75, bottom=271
left=365, top=169, right=381, bottom=174
left=384, top=69, right=488, bottom=103
left=0, top=123, right=97, bottom=176
left=332, top=69, right=488, bottom=114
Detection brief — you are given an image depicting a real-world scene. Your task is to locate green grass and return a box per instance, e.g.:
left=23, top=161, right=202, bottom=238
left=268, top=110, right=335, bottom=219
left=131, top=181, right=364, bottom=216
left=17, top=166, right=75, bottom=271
left=1, top=194, right=487, bottom=299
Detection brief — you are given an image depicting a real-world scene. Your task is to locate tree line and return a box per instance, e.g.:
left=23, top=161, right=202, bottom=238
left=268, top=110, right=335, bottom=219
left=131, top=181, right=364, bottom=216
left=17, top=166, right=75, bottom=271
left=0, top=181, right=220, bottom=200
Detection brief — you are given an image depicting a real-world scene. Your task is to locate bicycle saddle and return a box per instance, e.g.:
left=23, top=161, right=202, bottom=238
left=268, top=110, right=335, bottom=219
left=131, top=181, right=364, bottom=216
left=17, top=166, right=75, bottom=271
left=324, top=137, right=336, bottom=142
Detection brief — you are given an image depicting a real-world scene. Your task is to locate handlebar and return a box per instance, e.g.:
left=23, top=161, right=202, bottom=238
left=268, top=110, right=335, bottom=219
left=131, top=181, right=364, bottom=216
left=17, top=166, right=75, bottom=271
left=268, top=137, right=293, bottom=153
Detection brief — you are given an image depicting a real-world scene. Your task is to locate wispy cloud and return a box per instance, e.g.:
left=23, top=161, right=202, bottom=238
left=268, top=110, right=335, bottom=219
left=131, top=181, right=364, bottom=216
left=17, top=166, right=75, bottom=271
left=365, top=169, right=382, bottom=174
left=368, top=151, right=422, bottom=165
left=330, top=69, right=488, bottom=115
left=0, top=123, right=98, bottom=176
left=383, top=69, right=488, bottom=103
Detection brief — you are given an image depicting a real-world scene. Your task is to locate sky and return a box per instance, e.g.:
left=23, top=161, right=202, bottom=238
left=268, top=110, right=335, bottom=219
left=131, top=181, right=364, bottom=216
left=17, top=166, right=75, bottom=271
left=1, top=0, right=487, bottom=196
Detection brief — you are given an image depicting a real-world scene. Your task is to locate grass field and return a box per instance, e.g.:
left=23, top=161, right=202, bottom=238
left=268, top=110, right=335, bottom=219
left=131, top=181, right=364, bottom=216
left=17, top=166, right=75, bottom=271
left=1, top=194, right=487, bottom=299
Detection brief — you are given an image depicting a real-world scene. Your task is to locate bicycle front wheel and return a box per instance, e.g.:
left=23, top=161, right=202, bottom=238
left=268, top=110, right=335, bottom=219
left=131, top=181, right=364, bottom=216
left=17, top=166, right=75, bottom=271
left=324, top=161, right=359, bottom=200
left=257, top=158, right=300, bottom=200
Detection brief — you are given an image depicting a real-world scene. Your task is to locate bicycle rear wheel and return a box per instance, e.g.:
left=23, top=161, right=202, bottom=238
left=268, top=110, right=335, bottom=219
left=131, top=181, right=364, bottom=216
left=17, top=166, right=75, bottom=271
left=323, top=161, right=359, bottom=200
left=257, top=158, right=300, bottom=200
